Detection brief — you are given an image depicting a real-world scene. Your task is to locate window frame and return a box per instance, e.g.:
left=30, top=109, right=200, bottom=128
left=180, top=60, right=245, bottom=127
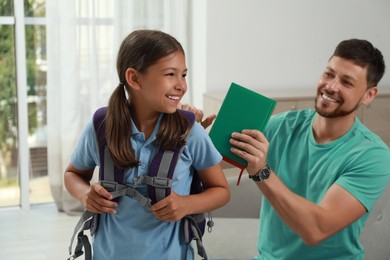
left=0, top=1, right=48, bottom=209
left=14, top=0, right=30, bottom=210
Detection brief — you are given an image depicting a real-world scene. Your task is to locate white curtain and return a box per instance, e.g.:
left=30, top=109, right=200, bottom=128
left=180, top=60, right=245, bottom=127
left=46, top=0, right=190, bottom=215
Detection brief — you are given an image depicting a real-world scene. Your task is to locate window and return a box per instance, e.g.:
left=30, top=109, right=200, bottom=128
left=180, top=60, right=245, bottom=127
left=0, top=0, right=49, bottom=207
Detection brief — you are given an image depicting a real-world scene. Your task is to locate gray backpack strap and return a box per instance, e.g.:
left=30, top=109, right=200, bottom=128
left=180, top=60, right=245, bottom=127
left=147, top=146, right=185, bottom=204
left=182, top=215, right=208, bottom=260
left=157, top=148, right=184, bottom=201
left=154, top=149, right=175, bottom=201
left=100, top=139, right=153, bottom=207
left=67, top=210, right=95, bottom=260
left=100, top=179, right=152, bottom=208
left=67, top=179, right=152, bottom=260
left=103, top=147, right=115, bottom=181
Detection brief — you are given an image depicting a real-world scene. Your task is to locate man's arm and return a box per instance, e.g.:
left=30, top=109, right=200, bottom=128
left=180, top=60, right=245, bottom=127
left=256, top=172, right=366, bottom=245
left=230, top=129, right=366, bottom=246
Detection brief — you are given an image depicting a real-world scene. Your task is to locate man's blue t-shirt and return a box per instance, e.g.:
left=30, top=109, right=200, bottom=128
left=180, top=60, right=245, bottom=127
left=71, top=113, right=222, bottom=260
left=256, top=109, right=390, bottom=260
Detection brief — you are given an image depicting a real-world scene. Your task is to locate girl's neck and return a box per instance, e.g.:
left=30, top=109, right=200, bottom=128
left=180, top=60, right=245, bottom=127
left=130, top=106, right=160, bottom=139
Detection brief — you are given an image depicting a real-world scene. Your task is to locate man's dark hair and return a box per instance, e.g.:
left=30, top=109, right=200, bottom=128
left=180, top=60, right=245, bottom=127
left=331, top=39, right=385, bottom=88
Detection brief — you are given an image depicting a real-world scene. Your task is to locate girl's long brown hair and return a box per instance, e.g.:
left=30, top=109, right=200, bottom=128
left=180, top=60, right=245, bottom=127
left=105, top=30, right=191, bottom=169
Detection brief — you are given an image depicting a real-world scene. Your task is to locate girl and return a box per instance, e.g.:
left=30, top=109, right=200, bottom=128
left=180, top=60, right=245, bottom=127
left=64, top=30, right=230, bottom=259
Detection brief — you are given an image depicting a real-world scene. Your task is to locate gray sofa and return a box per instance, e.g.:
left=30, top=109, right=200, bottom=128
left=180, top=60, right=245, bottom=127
left=211, top=168, right=390, bottom=259
left=360, top=182, right=390, bottom=259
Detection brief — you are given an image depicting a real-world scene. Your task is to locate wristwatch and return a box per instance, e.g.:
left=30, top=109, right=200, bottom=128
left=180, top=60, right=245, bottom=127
left=249, top=164, right=271, bottom=182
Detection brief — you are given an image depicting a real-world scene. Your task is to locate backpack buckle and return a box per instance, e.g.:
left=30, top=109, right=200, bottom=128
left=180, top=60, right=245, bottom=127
left=132, top=176, right=145, bottom=187
left=152, top=177, right=172, bottom=188
left=100, top=180, right=118, bottom=192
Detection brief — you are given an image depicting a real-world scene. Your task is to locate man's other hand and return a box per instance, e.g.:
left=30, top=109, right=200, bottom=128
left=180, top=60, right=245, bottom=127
left=179, top=103, right=216, bottom=129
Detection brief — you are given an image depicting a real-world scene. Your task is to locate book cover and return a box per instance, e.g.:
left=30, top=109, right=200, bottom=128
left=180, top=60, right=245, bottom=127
left=209, top=82, right=277, bottom=168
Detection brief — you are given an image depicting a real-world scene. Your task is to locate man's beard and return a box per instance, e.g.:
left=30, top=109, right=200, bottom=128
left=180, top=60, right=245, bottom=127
left=314, top=91, right=361, bottom=118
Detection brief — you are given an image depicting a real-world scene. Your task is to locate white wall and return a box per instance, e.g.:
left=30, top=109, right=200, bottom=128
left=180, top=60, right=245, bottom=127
left=203, top=0, right=390, bottom=95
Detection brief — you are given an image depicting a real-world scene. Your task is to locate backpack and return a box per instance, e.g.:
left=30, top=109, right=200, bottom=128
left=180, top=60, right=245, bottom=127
left=67, top=107, right=213, bottom=260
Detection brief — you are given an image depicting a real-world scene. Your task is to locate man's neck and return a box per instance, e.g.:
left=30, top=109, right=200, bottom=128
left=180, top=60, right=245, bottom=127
left=312, top=113, right=356, bottom=144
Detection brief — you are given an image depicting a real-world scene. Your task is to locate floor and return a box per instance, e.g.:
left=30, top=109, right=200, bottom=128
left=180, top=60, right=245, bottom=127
left=0, top=203, right=80, bottom=260
left=0, top=203, right=259, bottom=260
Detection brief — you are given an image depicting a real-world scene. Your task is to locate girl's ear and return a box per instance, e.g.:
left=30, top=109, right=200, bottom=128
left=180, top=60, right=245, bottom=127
left=362, top=86, right=378, bottom=105
left=125, top=68, right=141, bottom=90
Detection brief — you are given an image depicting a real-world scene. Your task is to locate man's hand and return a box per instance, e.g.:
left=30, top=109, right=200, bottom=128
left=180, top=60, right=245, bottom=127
left=230, top=129, right=269, bottom=175
left=179, top=103, right=216, bottom=129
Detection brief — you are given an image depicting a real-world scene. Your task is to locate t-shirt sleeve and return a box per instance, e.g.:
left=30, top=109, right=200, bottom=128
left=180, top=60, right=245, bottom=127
left=70, top=120, right=100, bottom=170
left=336, top=147, right=390, bottom=212
left=263, top=112, right=289, bottom=139
left=185, top=121, right=222, bottom=171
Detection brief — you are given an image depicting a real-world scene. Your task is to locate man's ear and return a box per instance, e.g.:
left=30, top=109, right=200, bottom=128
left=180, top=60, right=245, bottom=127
left=125, top=68, right=141, bottom=90
left=362, top=86, right=378, bottom=105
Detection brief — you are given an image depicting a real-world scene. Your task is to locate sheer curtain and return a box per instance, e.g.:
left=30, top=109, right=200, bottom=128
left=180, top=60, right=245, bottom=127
left=46, top=0, right=190, bottom=214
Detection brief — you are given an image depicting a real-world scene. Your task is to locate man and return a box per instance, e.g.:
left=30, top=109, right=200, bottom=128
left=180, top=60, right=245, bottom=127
left=227, top=39, right=390, bottom=259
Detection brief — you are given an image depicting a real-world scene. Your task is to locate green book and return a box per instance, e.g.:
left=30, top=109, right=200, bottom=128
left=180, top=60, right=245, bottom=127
left=209, top=82, right=277, bottom=168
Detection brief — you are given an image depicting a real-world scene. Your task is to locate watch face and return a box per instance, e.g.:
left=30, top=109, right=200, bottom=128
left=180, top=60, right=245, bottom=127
left=259, top=166, right=270, bottom=180
left=250, top=164, right=270, bottom=182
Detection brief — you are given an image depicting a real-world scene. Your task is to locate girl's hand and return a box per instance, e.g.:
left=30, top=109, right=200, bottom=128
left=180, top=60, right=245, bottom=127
left=149, top=191, right=190, bottom=222
left=82, top=182, right=118, bottom=214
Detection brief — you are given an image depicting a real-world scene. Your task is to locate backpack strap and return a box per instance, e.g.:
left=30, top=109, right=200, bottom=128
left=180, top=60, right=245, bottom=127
left=94, top=107, right=169, bottom=206
left=93, top=107, right=151, bottom=206
left=67, top=210, right=94, bottom=260
left=67, top=191, right=123, bottom=260
left=148, top=109, right=195, bottom=204
left=67, top=108, right=109, bottom=260
left=147, top=146, right=182, bottom=203
left=147, top=109, right=195, bottom=204
left=146, top=110, right=211, bottom=259
left=92, top=107, right=124, bottom=183
left=67, top=107, right=149, bottom=260
left=183, top=215, right=208, bottom=260
left=180, top=110, right=213, bottom=260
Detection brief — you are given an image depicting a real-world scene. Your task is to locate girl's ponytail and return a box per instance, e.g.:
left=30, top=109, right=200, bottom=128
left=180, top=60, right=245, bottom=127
left=105, top=83, right=139, bottom=168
